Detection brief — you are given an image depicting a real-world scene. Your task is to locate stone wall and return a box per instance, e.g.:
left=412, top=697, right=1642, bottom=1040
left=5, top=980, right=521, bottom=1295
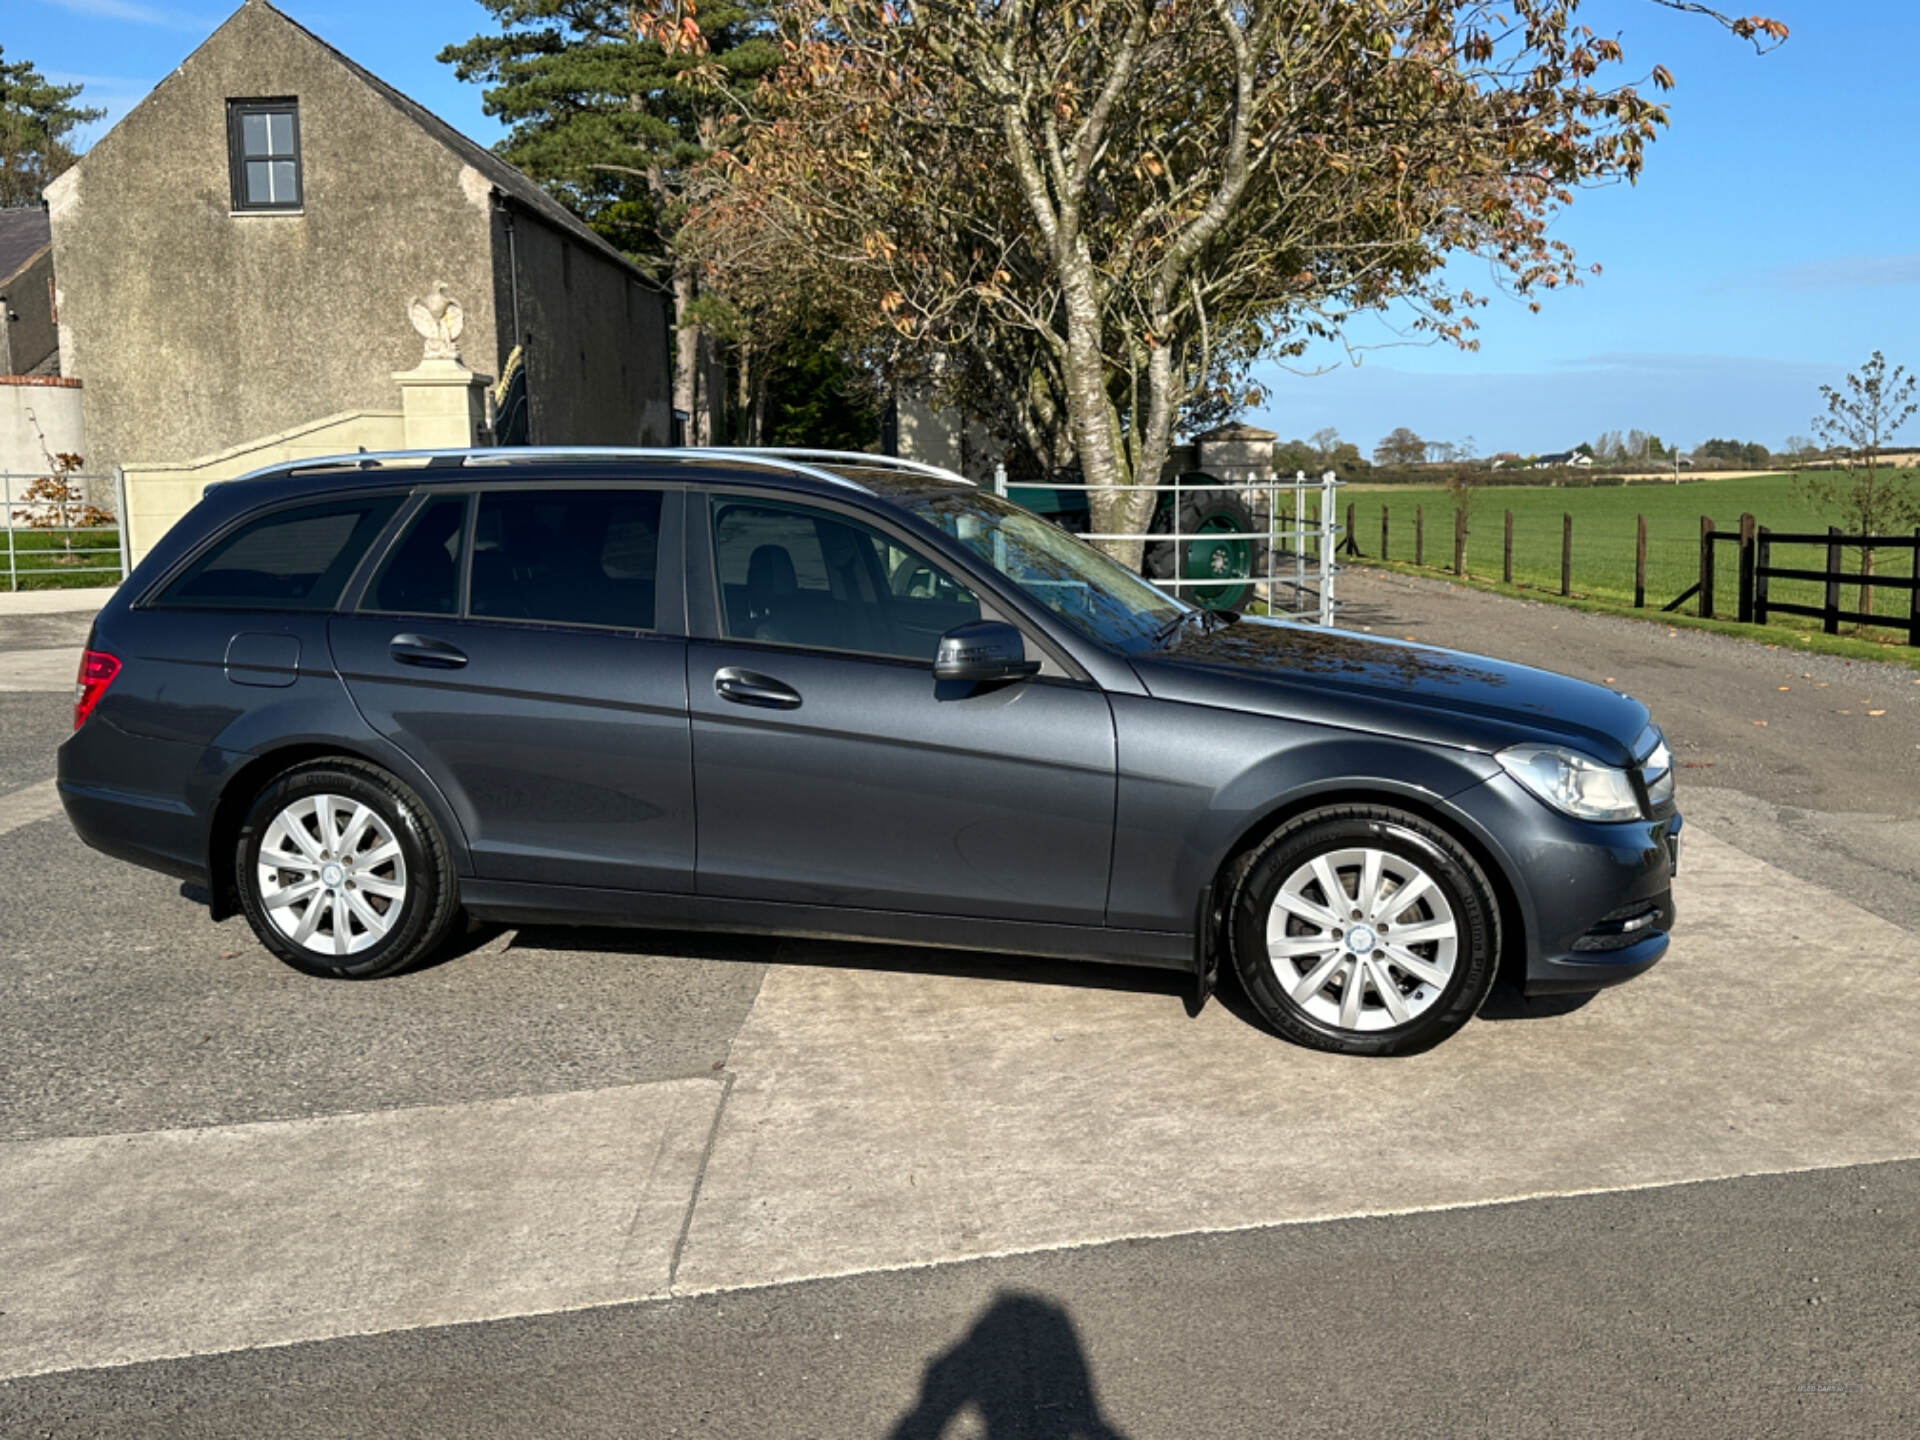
left=502, top=206, right=673, bottom=447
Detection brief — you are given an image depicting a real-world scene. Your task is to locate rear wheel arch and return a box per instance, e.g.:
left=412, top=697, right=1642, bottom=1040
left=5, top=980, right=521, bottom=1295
left=206, top=743, right=469, bottom=921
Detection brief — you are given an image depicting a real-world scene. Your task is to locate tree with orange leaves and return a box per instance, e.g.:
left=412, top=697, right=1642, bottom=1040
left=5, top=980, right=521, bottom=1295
left=686, top=1, right=1784, bottom=563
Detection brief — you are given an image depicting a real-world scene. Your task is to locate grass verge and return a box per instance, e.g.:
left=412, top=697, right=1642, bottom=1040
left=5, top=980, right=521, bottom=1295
left=4, top=527, right=123, bottom=590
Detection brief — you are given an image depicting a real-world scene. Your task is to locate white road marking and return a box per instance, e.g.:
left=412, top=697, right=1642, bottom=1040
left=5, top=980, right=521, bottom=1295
left=0, top=779, right=62, bottom=836
left=0, top=646, right=80, bottom=693
left=671, top=828, right=1920, bottom=1293
left=0, top=1079, right=726, bottom=1380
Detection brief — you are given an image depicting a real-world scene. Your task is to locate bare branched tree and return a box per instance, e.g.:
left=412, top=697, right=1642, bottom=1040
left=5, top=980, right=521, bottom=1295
left=1803, top=352, right=1920, bottom=623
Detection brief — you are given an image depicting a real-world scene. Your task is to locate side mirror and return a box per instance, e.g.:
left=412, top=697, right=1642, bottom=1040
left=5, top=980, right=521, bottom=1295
left=933, top=620, right=1041, bottom=684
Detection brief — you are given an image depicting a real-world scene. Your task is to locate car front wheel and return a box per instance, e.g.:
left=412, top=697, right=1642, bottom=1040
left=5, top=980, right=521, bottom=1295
left=1230, top=805, right=1500, bottom=1056
left=234, top=759, right=460, bottom=979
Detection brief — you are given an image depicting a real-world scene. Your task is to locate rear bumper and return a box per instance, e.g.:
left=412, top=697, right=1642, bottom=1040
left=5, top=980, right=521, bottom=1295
left=57, top=779, right=208, bottom=884
left=57, top=723, right=211, bottom=885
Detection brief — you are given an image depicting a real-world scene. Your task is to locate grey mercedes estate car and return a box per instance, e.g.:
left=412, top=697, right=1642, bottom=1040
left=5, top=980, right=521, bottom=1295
left=59, top=448, right=1679, bottom=1055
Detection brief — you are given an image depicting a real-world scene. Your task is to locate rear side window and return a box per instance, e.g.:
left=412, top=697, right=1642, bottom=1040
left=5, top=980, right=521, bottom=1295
left=157, top=497, right=400, bottom=611
left=469, top=488, right=662, bottom=629
left=367, top=496, right=468, bottom=615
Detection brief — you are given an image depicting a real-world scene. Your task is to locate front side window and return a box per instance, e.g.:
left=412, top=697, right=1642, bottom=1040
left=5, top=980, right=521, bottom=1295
left=228, top=99, right=302, bottom=211
left=896, top=488, right=1186, bottom=653
left=469, top=488, right=662, bottom=629
left=156, top=496, right=400, bottom=610
left=711, top=499, right=979, bottom=662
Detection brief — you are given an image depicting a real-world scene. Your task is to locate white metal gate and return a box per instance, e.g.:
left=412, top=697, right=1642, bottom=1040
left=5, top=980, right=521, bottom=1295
left=2, top=468, right=129, bottom=592
left=995, top=467, right=1344, bottom=623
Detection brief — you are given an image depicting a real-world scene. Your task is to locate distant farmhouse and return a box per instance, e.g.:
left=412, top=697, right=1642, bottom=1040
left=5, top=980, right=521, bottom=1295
left=1532, top=450, right=1594, bottom=470
left=45, top=0, right=678, bottom=558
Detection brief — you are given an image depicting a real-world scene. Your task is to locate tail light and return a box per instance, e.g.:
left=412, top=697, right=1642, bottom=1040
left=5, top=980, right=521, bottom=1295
left=74, top=649, right=121, bottom=730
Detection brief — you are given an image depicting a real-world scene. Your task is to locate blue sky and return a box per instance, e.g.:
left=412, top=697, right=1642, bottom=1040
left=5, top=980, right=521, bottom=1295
left=13, top=0, right=1918, bottom=457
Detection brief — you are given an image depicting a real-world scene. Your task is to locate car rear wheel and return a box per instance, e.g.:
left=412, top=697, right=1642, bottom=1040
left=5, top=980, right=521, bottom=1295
left=234, top=759, right=460, bottom=979
left=1230, top=806, right=1499, bottom=1056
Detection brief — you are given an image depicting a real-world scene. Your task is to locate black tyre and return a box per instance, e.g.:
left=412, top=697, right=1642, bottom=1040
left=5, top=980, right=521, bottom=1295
left=1229, top=805, right=1500, bottom=1056
left=1144, top=484, right=1266, bottom=613
left=234, top=758, right=461, bottom=979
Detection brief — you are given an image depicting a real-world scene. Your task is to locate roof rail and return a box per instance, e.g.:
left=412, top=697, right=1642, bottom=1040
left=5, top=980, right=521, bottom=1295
left=235, top=446, right=882, bottom=494
left=737, top=448, right=978, bottom=488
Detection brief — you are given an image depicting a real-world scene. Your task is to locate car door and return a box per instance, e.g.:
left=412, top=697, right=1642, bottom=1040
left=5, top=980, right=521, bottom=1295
left=329, top=483, right=695, bottom=894
left=688, top=491, right=1116, bottom=926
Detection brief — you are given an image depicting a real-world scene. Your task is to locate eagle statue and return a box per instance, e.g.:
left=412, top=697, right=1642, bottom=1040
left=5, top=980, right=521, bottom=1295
left=407, top=282, right=465, bottom=363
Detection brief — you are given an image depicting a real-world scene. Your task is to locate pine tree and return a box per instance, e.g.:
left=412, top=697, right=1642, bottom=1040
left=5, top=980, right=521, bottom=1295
left=440, top=2, right=780, bottom=440
left=0, top=46, right=104, bottom=208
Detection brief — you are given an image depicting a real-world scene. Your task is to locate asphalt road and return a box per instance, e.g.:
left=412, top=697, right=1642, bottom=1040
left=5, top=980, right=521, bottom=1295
left=4, top=1161, right=1915, bottom=1439
left=3, top=583, right=1917, bottom=1438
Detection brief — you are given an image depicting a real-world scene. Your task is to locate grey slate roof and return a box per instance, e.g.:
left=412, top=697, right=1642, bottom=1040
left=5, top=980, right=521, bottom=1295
left=0, top=208, right=52, bottom=286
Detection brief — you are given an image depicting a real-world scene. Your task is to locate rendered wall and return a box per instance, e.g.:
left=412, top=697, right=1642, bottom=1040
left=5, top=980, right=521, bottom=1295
left=120, top=408, right=404, bottom=561
left=0, top=378, right=86, bottom=477
left=44, top=2, right=499, bottom=477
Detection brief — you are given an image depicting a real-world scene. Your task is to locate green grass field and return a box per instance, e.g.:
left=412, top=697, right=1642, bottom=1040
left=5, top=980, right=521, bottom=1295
left=3, top=527, right=123, bottom=591
left=1331, top=472, right=1918, bottom=638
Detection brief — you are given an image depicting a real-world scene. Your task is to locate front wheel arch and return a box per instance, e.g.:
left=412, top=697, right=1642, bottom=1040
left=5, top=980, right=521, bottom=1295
left=1204, top=786, right=1528, bottom=996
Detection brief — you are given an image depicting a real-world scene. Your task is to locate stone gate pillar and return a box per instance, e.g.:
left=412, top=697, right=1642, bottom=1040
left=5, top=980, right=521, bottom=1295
left=393, top=283, right=489, bottom=449
left=393, top=358, right=488, bottom=449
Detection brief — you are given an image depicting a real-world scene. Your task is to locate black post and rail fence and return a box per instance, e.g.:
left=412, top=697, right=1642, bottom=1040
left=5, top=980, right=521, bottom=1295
left=1363, top=499, right=1920, bottom=648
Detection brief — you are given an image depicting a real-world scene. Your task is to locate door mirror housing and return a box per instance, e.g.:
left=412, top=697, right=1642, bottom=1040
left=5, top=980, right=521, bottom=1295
left=933, top=620, right=1041, bottom=684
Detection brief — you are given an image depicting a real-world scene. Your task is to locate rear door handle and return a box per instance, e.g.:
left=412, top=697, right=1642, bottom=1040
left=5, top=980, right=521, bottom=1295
left=714, top=667, right=801, bottom=710
left=389, top=634, right=468, bottom=669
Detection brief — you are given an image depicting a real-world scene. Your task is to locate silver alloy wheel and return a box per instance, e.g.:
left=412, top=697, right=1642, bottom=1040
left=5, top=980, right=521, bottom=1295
left=1266, top=846, right=1459, bottom=1033
left=256, top=794, right=408, bottom=957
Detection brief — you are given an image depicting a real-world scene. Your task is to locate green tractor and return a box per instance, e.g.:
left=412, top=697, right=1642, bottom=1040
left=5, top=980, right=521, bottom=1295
left=1005, top=474, right=1268, bottom=613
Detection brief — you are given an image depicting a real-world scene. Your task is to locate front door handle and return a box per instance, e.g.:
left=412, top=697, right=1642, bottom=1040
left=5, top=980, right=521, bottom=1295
left=389, top=634, right=468, bottom=669
left=714, top=667, right=801, bottom=710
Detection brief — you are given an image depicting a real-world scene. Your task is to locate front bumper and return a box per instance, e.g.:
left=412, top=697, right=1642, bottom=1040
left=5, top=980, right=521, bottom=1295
left=1448, top=776, right=1681, bottom=998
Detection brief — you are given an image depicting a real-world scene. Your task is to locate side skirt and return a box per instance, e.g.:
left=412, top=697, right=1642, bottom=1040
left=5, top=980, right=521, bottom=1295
left=459, top=880, right=1193, bottom=971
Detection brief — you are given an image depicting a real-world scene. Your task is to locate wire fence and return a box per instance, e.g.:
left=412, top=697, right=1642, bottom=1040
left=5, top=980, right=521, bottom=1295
left=3, top=470, right=128, bottom=592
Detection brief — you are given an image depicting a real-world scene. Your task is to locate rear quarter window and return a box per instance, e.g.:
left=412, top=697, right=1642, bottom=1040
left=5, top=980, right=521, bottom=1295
left=155, top=496, right=402, bottom=611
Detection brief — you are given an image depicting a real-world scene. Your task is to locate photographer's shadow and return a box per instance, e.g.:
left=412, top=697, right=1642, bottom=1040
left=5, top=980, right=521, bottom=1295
left=888, top=1291, right=1132, bottom=1440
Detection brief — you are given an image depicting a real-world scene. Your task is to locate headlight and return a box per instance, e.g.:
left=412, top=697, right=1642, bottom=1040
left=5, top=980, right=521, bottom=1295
left=1641, top=734, right=1675, bottom=808
left=1497, top=744, right=1644, bottom=822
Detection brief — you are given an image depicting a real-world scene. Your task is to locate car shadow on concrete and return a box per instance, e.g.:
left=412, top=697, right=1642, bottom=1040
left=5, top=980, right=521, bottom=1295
left=507, top=922, right=1195, bottom=1000
left=1477, top=980, right=1597, bottom=1022
left=887, top=1290, right=1133, bottom=1440
left=489, top=922, right=1597, bottom=1039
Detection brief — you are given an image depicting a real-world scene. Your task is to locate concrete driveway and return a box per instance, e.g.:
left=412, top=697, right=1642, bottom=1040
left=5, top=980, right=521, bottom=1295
left=3, top=577, right=1917, bottom=1435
